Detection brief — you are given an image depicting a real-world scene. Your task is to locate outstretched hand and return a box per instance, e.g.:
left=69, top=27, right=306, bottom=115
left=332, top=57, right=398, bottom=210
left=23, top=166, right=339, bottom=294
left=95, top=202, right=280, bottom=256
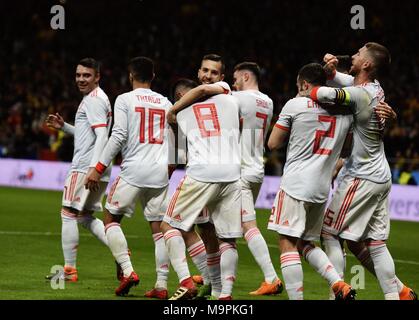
left=45, top=113, right=64, bottom=130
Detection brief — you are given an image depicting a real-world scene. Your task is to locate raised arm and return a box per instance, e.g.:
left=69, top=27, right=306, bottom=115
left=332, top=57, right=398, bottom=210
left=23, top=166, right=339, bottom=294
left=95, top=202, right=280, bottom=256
left=167, top=82, right=230, bottom=124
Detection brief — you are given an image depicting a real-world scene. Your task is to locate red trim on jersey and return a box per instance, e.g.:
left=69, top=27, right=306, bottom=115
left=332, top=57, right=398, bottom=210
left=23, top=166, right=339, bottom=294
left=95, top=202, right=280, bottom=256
left=167, top=176, right=186, bottom=217
left=274, top=124, right=290, bottom=132
left=334, top=178, right=360, bottom=231
left=107, top=176, right=120, bottom=204
left=89, top=88, right=98, bottom=97
left=327, top=70, right=337, bottom=81
left=275, top=190, right=285, bottom=225
left=95, top=162, right=107, bottom=175
left=310, top=86, right=320, bottom=102
left=91, top=123, right=108, bottom=129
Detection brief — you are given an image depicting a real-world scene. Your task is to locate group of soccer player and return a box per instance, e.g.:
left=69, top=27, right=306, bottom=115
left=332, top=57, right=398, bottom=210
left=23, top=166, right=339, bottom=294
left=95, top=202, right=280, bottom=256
left=45, top=41, right=417, bottom=300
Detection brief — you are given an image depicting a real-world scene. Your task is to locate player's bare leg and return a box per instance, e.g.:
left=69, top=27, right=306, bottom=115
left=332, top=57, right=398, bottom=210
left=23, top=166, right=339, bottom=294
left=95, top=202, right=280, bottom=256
left=104, top=210, right=139, bottom=296
left=160, top=221, right=197, bottom=300
left=243, top=220, right=283, bottom=295
left=279, top=235, right=304, bottom=300
left=197, top=222, right=222, bottom=297
left=144, top=221, right=170, bottom=299
left=347, top=240, right=416, bottom=300
left=297, top=239, right=355, bottom=300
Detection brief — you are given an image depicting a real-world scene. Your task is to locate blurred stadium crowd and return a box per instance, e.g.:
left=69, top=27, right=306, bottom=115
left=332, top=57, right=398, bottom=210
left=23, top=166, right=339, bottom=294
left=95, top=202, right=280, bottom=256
left=1, top=0, right=418, bottom=184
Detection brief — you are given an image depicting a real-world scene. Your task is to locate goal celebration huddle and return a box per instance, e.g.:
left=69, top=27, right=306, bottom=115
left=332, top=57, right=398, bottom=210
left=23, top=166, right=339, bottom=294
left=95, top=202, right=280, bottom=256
left=45, top=42, right=417, bottom=300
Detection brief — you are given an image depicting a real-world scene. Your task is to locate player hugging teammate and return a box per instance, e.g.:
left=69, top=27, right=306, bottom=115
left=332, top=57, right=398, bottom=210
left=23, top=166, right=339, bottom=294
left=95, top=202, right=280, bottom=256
left=46, top=43, right=416, bottom=300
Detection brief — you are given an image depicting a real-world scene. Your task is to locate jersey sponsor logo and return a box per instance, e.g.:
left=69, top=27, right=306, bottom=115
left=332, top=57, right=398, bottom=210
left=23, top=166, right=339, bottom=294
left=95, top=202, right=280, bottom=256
left=282, top=220, right=289, bottom=226
left=73, top=196, right=81, bottom=202
left=173, top=214, right=182, bottom=221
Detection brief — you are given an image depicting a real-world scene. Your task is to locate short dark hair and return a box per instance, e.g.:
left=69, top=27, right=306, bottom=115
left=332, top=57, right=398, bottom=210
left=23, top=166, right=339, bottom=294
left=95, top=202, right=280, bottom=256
left=202, top=54, right=225, bottom=73
left=171, top=78, right=198, bottom=102
left=365, top=42, right=391, bottom=80
left=78, top=58, right=100, bottom=74
left=297, top=63, right=327, bottom=86
left=233, top=62, right=261, bottom=82
left=128, top=56, right=154, bottom=82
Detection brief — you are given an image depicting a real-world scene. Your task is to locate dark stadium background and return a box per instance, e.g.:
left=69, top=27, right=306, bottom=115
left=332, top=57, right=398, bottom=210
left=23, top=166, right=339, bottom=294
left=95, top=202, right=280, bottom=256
left=1, top=0, right=418, bottom=184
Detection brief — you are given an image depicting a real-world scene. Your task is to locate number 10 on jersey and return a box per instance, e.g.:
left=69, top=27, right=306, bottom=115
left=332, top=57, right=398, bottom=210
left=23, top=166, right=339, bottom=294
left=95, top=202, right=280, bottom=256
left=135, top=107, right=165, bottom=144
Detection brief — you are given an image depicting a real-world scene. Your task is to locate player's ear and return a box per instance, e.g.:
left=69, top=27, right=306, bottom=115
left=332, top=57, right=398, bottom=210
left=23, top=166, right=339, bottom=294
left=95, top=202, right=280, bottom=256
left=220, top=73, right=225, bottom=81
left=152, top=72, right=155, bottom=81
left=244, top=72, right=250, bottom=82
left=95, top=72, right=100, bottom=83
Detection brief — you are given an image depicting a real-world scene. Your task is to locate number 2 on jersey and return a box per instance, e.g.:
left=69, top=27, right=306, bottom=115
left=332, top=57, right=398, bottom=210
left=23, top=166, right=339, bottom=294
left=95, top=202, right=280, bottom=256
left=135, top=107, right=165, bottom=144
left=313, top=115, right=336, bottom=155
left=193, top=103, right=221, bottom=138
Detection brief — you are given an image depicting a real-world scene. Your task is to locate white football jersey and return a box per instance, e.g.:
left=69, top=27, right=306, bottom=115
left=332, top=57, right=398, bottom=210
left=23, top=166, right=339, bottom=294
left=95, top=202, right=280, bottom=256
left=100, top=88, right=172, bottom=188
left=276, top=97, right=352, bottom=203
left=315, top=79, right=391, bottom=183
left=177, top=94, right=241, bottom=182
left=71, top=87, right=112, bottom=181
left=233, top=90, right=273, bottom=183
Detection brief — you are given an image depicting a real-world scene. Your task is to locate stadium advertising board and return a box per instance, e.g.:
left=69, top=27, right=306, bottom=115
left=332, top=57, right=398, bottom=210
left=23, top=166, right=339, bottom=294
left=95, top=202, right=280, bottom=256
left=1, top=158, right=418, bottom=222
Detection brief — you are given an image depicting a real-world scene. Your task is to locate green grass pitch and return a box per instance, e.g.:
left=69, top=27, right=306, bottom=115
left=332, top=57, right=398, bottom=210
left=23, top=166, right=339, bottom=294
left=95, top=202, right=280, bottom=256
left=0, top=186, right=418, bottom=300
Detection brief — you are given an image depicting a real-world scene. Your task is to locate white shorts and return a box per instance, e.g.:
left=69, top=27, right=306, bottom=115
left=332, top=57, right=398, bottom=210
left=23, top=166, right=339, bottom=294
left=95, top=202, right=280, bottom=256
left=163, top=176, right=242, bottom=239
left=194, top=208, right=211, bottom=225
left=241, top=178, right=262, bottom=223
left=105, top=176, right=168, bottom=221
left=62, top=171, right=107, bottom=212
left=267, top=189, right=326, bottom=241
left=322, top=176, right=391, bottom=242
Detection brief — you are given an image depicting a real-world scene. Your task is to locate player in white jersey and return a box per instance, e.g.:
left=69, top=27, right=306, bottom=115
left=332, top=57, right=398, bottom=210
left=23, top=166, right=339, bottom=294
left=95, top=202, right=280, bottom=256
left=231, top=62, right=283, bottom=296
left=267, top=63, right=355, bottom=300
left=311, top=43, right=416, bottom=300
left=45, top=58, right=112, bottom=282
left=161, top=76, right=242, bottom=300
left=85, top=57, right=173, bottom=297
left=167, top=54, right=233, bottom=299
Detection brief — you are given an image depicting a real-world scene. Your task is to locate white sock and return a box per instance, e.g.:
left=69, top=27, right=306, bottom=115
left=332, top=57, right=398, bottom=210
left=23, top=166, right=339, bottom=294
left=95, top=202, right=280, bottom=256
left=163, top=229, right=190, bottom=283
left=356, top=246, right=404, bottom=293
left=322, top=235, right=345, bottom=299
left=187, top=240, right=210, bottom=285
left=207, top=251, right=222, bottom=297
left=152, top=232, right=170, bottom=289
left=61, top=209, right=79, bottom=268
left=280, top=252, right=303, bottom=300
left=245, top=227, right=278, bottom=283
left=105, top=222, right=133, bottom=277
left=78, top=215, right=108, bottom=246
left=303, top=245, right=341, bottom=287
left=219, top=242, right=238, bottom=298
left=367, top=241, right=399, bottom=300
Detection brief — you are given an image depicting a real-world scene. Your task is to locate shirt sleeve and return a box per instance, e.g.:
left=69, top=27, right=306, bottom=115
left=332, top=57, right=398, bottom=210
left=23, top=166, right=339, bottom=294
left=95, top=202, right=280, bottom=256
left=274, top=100, right=296, bottom=132
left=84, top=96, right=109, bottom=129
left=98, top=96, right=128, bottom=167
left=327, top=71, right=355, bottom=88
left=311, top=86, right=371, bottom=115
left=214, top=81, right=231, bottom=94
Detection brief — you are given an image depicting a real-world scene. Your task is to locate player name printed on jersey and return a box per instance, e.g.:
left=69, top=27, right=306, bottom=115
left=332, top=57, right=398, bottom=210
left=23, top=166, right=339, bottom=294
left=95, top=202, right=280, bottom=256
left=72, top=87, right=112, bottom=181
left=233, top=90, right=273, bottom=183
left=176, top=93, right=241, bottom=183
